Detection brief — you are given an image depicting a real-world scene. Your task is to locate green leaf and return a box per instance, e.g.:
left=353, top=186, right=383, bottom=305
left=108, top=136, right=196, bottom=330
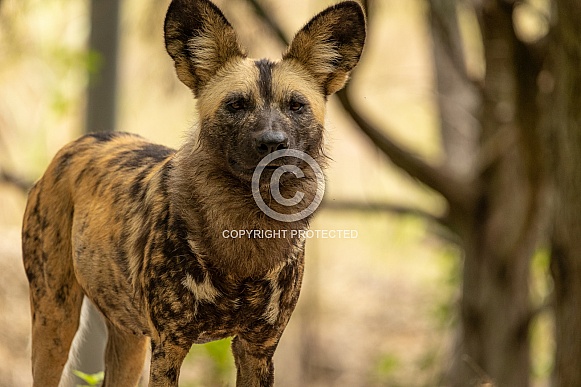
left=73, top=370, right=104, bottom=386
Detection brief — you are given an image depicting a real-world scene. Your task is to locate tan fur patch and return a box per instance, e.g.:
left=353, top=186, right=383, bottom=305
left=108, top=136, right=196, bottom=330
left=264, top=271, right=283, bottom=325
left=186, top=23, right=244, bottom=86
left=182, top=274, right=219, bottom=303
left=197, top=58, right=259, bottom=119
left=285, top=23, right=342, bottom=78
left=272, top=60, right=327, bottom=124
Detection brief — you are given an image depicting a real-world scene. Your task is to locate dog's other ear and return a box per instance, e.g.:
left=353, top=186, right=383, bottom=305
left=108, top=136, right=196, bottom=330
left=283, top=1, right=366, bottom=96
left=164, top=0, right=246, bottom=96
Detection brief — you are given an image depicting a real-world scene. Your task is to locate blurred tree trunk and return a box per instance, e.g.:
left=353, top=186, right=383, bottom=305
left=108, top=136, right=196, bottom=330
left=430, top=1, right=547, bottom=385
left=72, top=0, right=121, bottom=383
left=429, top=0, right=479, bottom=177
left=547, top=0, right=581, bottom=385
left=85, top=0, right=120, bottom=134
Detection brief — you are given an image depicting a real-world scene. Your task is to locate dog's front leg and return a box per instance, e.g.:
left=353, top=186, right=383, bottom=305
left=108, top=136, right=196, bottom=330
left=232, top=335, right=277, bottom=387
left=149, top=339, right=189, bottom=387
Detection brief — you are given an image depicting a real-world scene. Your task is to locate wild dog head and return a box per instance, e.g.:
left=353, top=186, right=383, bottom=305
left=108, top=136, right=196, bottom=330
left=164, top=0, right=366, bottom=184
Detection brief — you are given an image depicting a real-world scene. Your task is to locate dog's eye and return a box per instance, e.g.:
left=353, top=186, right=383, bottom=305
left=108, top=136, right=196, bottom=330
left=289, top=100, right=305, bottom=113
left=227, top=99, right=246, bottom=112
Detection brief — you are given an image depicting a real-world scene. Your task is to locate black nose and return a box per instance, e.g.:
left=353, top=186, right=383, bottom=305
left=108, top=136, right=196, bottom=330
left=254, top=131, right=289, bottom=156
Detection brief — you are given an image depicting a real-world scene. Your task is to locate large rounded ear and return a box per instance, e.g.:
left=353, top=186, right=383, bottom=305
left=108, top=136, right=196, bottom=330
left=283, top=1, right=366, bottom=96
left=164, top=0, right=246, bottom=96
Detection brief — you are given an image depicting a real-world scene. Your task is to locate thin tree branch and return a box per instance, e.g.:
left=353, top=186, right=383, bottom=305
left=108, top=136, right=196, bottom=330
left=336, top=86, right=478, bottom=213
left=321, top=199, right=445, bottom=224
left=0, top=169, right=32, bottom=192
left=429, top=0, right=482, bottom=179
left=429, top=0, right=486, bottom=90
left=429, top=0, right=470, bottom=83
left=246, top=0, right=289, bottom=45
left=321, top=199, right=459, bottom=244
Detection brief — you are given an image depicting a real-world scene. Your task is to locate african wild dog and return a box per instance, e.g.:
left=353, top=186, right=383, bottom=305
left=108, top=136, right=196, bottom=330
left=21, top=0, right=365, bottom=385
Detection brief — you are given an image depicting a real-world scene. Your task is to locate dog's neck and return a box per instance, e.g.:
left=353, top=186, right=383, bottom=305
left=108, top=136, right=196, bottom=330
left=168, top=142, right=316, bottom=278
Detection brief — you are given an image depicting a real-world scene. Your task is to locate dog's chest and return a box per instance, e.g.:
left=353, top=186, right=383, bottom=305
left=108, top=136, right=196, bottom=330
left=146, top=253, right=302, bottom=345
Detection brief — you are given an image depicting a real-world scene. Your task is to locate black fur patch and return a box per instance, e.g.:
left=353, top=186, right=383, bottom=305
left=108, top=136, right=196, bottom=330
left=109, top=144, right=174, bottom=170
left=86, top=131, right=121, bottom=142
left=53, top=151, right=74, bottom=181
left=255, top=59, right=274, bottom=103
